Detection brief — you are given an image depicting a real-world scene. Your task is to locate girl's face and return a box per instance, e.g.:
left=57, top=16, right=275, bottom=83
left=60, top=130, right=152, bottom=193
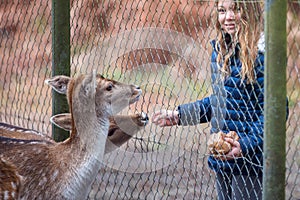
left=217, top=0, right=241, bottom=36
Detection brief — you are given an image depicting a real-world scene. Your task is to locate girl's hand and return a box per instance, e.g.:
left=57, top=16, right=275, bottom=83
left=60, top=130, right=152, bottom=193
left=217, top=137, right=242, bottom=160
left=152, top=109, right=179, bottom=127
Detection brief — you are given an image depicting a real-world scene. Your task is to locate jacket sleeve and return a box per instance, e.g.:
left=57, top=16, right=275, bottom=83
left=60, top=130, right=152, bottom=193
left=238, top=117, right=264, bottom=162
left=177, top=96, right=212, bottom=126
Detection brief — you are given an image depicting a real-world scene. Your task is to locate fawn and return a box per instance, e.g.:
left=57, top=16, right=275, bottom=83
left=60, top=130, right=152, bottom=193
left=0, top=76, right=148, bottom=154
left=45, top=75, right=148, bottom=153
left=0, top=71, right=142, bottom=199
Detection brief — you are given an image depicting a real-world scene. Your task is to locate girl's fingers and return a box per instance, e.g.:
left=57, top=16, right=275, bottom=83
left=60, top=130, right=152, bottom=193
left=152, top=110, right=168, bottom=124
left=152, top=111, right=163, bottom=122
left=159, top=119, right=167, bottom=127
left=224, top=137, right=234, bottom=145
left=218, top=137, right=242, bottom=159
left=224, top=137, right=240, bottom=148
left=152, top=114, right=166, bottom=124
left=152, top=110, right=179, bottom=126
left=151, top=114, right=159, bottom=123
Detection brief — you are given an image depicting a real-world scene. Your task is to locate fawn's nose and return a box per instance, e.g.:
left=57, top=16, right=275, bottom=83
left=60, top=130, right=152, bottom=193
left=141, top=112, right=149, bottom=124
left=132, top=85, right=142, bottom=95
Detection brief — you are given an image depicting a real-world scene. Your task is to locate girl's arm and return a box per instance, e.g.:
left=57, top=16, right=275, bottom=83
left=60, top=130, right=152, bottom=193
left=177, top=96, right=212, bottom=126
left=152, top=96, right=212, bottom=127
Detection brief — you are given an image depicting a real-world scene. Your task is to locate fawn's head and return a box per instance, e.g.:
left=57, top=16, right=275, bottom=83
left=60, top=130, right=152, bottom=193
left=66, top=71, right=142, bottom=133
left=49, top=72, right=142, bottom=118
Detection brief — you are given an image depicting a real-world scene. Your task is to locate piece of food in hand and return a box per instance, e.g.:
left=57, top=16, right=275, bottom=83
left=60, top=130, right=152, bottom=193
left=208, top=131, right=239, bottom=156
left=226, top=131, right=239, bottom=141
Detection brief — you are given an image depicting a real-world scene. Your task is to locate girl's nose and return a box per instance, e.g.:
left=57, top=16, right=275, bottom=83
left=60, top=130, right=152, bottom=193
left=225, top=10, right=235, bottom=19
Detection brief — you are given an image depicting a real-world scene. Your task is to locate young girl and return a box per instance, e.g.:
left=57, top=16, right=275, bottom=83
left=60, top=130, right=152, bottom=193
left=152, top=1, right=267, bottom=199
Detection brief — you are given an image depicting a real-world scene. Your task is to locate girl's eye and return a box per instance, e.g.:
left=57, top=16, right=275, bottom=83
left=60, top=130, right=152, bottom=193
left=218, top=8, right=226, bottom=14
left=234, top=7, right=241, bottom=13
left=217, top=7, right=241, bottom=14
left=106, top=83, right=113, bottom=91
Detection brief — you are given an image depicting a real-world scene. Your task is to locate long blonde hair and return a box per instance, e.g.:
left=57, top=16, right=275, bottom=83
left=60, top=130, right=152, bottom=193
left=213, top=1, right=264, bottom=83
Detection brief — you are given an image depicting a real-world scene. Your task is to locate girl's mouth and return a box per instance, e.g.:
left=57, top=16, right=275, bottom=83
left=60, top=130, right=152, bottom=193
left=225, top=24, right=235, bottom=29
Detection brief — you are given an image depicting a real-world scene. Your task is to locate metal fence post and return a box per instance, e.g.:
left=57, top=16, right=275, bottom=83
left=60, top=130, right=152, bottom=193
left=263, top=0, right=287, bottom=199
left=51, top=0, right=70, bottom=142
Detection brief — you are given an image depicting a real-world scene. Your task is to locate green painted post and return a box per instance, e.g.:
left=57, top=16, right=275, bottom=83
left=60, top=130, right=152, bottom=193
left=51, top=0, right=70, bottom=142
left=263, top=0, right=287, bottom=199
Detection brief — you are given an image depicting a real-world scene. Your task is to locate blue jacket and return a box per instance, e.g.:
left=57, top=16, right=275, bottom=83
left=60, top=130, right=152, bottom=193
left=178, top=40, right=266, bottom=176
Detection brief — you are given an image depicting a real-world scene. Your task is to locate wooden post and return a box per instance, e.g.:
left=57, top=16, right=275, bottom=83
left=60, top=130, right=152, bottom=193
left=263, top=0, right=287, bottom=199
left=51, top=0, right=70, bottom=141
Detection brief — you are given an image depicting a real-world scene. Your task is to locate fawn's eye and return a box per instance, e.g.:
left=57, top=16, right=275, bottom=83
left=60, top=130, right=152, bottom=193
left=106, top=83, right=113, bottom=91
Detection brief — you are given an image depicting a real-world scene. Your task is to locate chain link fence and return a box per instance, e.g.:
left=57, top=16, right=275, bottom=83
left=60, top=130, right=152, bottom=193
left=0, top=0, right=299, bottom=199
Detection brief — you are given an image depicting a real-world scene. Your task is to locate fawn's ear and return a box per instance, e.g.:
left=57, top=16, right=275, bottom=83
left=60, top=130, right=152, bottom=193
left=82, top=70, right=97, bottom=97
left=45, top=75, right=70, bottom=94
left=50, top=113, right=72, bottom=131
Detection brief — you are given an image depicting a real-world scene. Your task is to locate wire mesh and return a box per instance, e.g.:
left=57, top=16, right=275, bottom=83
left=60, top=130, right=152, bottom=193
left=0, top=0, right=299, bottom=199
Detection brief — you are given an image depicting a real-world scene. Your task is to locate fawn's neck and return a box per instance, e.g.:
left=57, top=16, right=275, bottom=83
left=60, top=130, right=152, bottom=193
left=60, top=78, right=110, bottom=198
left=61, top=151, right=103, bottom=199
left=59, top=118, right=109, bottom=199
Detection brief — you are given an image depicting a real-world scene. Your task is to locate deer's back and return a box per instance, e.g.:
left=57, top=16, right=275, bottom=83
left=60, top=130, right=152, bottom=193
left=0, top=137, right=67, bottom=199
left=0, top=122, right=54, bottom=143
